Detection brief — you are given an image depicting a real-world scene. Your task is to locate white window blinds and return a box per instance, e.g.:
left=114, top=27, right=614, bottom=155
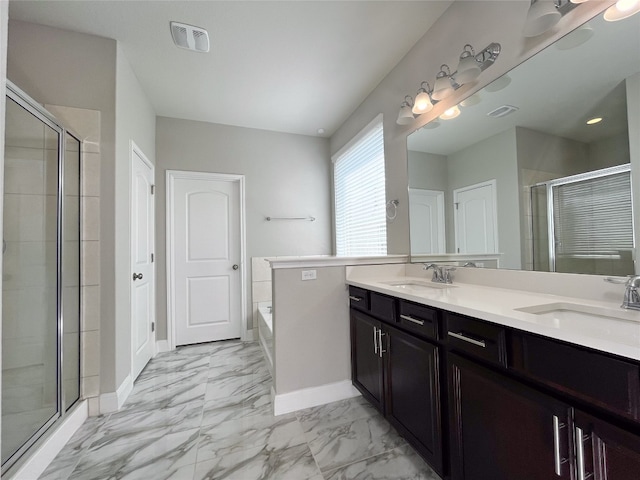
left=333, top=115, right=387, bottom=256
left=553, top=169, right=633, bottom=257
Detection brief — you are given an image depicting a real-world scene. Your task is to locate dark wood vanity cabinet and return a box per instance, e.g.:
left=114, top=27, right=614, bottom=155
left=349, top=287, right=444, bottom=475
left=448, top=353, right=572, bottom=480
left=349, top=286, right=640, bottom=480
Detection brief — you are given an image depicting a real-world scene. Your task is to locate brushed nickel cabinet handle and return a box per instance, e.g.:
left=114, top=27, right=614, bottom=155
left=575, top=427, right=593, bottom=480
left=552, top=416, right=568, bottom=476
left=373, top=326, right=378, bottom=355
left=378, top=329, right=386, bottom=357
left=400, top=314, right=425, bottom=326
left=448, top=331, right=486, bottom=348
left=349, top=296, right=362, bottom=302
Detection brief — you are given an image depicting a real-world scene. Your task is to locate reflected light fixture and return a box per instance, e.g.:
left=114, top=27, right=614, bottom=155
left=586, top=117, right=603, bottom=125
left=484, top=74, right=512, bottom=93
left=439, top=105, right=461, bottom=120
left=604, top=0, right=640, bottom=21
left=397, top=96, right=415, bottom=125
left=432, top=65, right=455, bottom=101
left=460, top=92, right=482, bottom=107
left=554, top=22, right=594, bottom=50
left=524, top=0, right=562, bottom=37
left=412, top=82, right=434, bottom=115
left=455, top=45, right=482, bottom=84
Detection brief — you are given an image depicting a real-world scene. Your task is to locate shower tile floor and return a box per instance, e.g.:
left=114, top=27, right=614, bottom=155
left=38, top=340, right=441, bottom=480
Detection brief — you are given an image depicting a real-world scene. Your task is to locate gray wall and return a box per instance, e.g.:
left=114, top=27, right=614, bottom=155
left=155, top=117, right=332, bottom=339
left=113, top=44, right=156, bottom=389
left=329, top=1, right=609, bottom=255
left=447, top=128, right=520, bottom=268
left=407, top=151, right=447, bottom=191
left=7, top=20, right=121, bottom=392
left=626, top=73, right=640, bottom=277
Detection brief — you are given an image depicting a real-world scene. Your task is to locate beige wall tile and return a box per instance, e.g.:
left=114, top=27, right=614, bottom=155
left=82, top=196, right=100, bottom=241
left=81, top=285, right=100, bottom=332
left=252, top=281, right=272, bottom=303
left=81, top=240, right=100, bottom=286
left=251, top=257, right=272, bottom=282
left=81, top=152, right=100, bottom=197
left=81, top=330, right=100, bottom=378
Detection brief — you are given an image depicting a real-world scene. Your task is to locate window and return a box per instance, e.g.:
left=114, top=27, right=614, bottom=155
left=333, top=114, right=387, bottom=256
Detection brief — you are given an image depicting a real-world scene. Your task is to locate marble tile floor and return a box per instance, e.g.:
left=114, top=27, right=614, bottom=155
left=38, top=340, right=441, bottom=480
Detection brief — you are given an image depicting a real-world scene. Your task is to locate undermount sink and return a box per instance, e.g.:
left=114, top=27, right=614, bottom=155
left=383, top=280, right=457, bottom=290
left=515, top=302, right=640, bottom=347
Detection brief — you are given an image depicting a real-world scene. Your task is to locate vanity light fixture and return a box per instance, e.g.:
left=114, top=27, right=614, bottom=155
left=455, top=45, right=482, bottom=84
left=523, top=0, right=578, bottom=37
left=586, top=117, right=603, bottom=125
left=432, top=65, right=456, bottom=101
left=604, top=0, right=640, bottom=21
left=439, top=105, right=461, bottom=120
left=412, top=82, right=434, bottom=115
left=397, top=96, right=415, bottom=125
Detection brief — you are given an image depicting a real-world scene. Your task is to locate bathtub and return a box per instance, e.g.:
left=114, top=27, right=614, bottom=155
left=257, top=302, right=273, bottom=374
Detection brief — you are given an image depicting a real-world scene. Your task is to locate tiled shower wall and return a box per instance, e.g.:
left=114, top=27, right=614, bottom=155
left=251, top=257, right=272, bottom=338
left=46, top=105, right=101, bottom=415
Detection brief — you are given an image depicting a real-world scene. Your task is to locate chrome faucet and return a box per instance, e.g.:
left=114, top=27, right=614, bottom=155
left=423, top=264, right=456, bottom=284
left=605, top=275, right=640, bottom=310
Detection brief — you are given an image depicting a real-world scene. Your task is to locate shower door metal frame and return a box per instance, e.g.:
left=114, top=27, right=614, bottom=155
left=3, top=81, right=82, bottom=473
left=534, top=163, right=632, bottom=272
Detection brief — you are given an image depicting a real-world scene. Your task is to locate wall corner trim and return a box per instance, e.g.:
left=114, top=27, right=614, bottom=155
left=155, top=340, right=170, bottom=354
left=272, top=380, right=360, bottom=416
left=99, top=374, right=133, bottom=414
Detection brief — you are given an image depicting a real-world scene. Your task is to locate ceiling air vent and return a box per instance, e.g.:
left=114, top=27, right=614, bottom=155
left=170, top=21, right=210, bottom=53
left=486, top=105, right=519, bottom=118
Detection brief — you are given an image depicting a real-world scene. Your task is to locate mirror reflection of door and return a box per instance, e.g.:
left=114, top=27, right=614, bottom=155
left=409, top=188, right=445, bottom=254
left=453, top=180, right=498, bottom=254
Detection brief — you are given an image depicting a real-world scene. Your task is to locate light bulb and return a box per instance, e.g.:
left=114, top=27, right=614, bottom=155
left=412, top=91, right=433, bottom=114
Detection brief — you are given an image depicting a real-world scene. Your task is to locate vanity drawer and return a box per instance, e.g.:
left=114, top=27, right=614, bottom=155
left=510, top=332, right=640, bottom=422
left=370, top=292, right=397, bottom=324
left=399, top=301, right=439, bottom=340
left=349, top=286, right=369, bottom=311
left=445, top=313, right=507, bottom=367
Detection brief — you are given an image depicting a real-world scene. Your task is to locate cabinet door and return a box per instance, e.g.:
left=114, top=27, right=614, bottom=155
left=574, top=411, right=640, bottom=480
left=351, top=310, right=384, bottom=412
left=449, top=353, right=572, bottom=480
left=386, top=325, right=443, bottom=475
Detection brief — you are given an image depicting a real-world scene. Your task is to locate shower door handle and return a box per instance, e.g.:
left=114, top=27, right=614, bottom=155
left=133, top=273, right=144, bottom=281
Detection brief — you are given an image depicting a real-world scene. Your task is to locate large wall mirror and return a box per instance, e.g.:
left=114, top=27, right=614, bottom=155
left=407, top=10, right=639, bottom=276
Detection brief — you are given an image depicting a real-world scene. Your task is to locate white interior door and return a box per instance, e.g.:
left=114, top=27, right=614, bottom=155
left=409, top=188, right=445, bottom=254
left=168, top=172, right=243, bottom=346
left=453, top=180, right=498, bottom=254
left=131, top=144, right=155, bottom=380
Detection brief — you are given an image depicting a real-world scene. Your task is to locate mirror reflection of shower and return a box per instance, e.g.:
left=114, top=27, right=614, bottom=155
left=530, top=164, right=634, bottom=276
left=2, top=83, right=81, bottom=473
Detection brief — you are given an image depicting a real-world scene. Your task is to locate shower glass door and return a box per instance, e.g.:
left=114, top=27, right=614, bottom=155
left=2, top=84, right=81, bottom=472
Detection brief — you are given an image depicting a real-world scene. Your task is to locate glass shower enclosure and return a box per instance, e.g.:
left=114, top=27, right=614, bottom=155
left=2, top=82, right=81, bottom=472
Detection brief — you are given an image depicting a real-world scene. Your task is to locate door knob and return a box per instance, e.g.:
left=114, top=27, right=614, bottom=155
left=232, top=264, right=239, bottom=270
left=133, top=273, right=144, bottom=281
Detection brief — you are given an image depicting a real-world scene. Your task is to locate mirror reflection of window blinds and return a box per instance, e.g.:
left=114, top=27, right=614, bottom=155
left=553, top=171, right=633, bottom=257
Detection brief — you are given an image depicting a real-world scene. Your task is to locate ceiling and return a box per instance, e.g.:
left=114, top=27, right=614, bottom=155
left=408, top=11, right=640, bottom=155
left=8, top=0, right=453, bottom=137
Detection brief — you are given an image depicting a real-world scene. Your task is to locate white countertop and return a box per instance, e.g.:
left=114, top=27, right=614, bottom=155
left=347, top=275, right=640, bottom=362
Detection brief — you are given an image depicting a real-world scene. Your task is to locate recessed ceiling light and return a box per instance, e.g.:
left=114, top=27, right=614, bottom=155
left=586, top=117, right=603, bottom=125
left=317, top=128, right=325, bottom=135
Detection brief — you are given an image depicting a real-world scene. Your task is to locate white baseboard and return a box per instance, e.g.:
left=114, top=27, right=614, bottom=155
left=99, top=374, right=133, bottom=414
left=7, top=401, right=88, bottom=480
left=272, top=380, right=360, bottom=416
left=156, top=339, right=170, bottom=353
left=243, top=328, right=255, bottom=342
